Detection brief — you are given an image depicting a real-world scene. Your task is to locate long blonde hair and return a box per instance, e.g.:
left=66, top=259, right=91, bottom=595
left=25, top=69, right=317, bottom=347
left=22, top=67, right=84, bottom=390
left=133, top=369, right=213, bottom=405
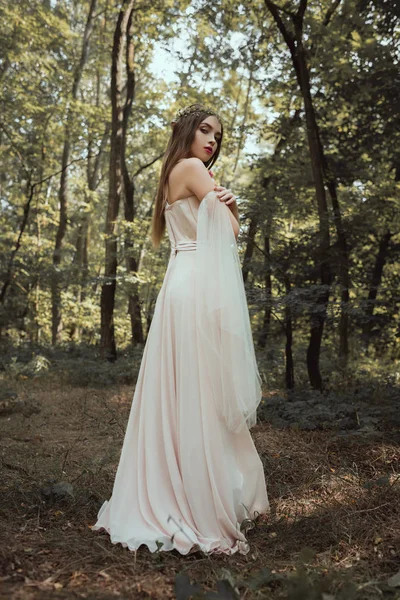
left=151, top=106, right=224, bottom=248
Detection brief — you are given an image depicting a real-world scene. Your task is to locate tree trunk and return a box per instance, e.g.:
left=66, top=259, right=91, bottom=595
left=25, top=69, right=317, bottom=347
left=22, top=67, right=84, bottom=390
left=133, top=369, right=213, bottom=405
left=232, top=65, right=254, bottom=174
left=100, top=0, right=135, bottom=361
left=362, top=231, right=392, bottom=349
left=295, top=42, right=331, bottom=390
left=257, top=111, right=301, bottom=349
left=284, top=273, right=294, bottom=389
left=317, top=132, right=350, bottom=362
left=258, top=230, right=272, bottom=349
left=265, top=0, right=332, bottom=390
left=0, top=180, right=34, bottom=304
left=51, top=0, right=98, bottom=345
left=121, top=7, right=144, bottom=345
left=72, top=123, right=110, bottom=343
left=71, top=211, right=90, bottom=342
left=242, top=215, right=258, bottom=284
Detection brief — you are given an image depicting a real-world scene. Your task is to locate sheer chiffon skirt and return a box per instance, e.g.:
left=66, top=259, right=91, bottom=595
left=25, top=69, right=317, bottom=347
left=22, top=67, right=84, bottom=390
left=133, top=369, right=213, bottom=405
left=91, top=249, right=269, bottom=555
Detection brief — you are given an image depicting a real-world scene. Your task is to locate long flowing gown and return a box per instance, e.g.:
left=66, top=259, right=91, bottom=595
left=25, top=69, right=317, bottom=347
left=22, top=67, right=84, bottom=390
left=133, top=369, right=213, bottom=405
left=91, top=190, right=269, bottom=556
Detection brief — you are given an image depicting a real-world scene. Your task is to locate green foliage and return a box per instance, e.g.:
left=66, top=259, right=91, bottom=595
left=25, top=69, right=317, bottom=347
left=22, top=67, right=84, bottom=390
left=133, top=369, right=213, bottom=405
left=6, top=353, right=51, bottom=379
left=0, top=342, right=144, bottom=387
left=0, top=0, right=399, bottom=386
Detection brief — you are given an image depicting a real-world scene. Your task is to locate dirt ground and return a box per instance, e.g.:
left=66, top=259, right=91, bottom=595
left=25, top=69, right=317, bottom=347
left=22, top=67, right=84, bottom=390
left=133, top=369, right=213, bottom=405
left=0, top=377, right=399, bottom=599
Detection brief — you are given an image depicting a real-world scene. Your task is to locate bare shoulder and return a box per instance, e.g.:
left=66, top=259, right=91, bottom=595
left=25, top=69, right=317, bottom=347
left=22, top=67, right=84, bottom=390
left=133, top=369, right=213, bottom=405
left=168, top=158, right=212, bottom=202
left=181, top=157, right=207, bottom=169
left=179, top=158, right=214, bottom=201
left=172, top=157, right=207, bottom=176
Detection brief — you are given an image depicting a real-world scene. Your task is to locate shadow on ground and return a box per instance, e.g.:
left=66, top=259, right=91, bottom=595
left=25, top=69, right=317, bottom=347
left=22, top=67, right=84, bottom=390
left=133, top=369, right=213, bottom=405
left=0, top=377, right=399, bottom=599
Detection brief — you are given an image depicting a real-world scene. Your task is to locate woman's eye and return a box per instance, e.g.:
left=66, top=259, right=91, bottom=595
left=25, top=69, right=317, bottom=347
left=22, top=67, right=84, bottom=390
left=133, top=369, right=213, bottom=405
left=200, top=128, right=220, bottom=142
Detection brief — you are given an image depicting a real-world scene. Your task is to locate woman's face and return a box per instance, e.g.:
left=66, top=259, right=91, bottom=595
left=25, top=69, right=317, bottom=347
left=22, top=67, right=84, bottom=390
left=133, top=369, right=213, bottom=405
left=188, top=115, right=222, bottom=162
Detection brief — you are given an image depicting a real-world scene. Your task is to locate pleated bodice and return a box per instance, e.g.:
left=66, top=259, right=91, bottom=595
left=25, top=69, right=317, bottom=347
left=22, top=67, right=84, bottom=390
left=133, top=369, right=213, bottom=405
left=164, top=195, right=200, bottom=254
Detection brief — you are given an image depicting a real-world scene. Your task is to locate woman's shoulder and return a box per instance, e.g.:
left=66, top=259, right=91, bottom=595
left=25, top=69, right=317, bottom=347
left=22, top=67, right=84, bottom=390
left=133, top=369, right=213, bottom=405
left=171, top=157, right=208, bottom=176
left=167, top=159, right=208, bottom=201
left=169, top=158, right=209, bottom=191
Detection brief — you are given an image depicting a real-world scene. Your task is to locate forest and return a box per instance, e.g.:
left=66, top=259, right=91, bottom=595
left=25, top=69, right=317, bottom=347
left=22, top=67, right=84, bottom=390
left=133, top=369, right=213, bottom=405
left=0, top=0, right=399, bottom=598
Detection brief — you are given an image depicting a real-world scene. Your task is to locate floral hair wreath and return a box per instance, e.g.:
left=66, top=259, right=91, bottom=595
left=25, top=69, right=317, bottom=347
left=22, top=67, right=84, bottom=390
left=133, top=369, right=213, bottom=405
left=171, top=103, right=223, bottom=127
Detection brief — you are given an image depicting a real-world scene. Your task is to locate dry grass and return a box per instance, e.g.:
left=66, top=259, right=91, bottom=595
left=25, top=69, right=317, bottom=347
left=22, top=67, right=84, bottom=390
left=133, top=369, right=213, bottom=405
left=0, top=377, right=399, bottom=599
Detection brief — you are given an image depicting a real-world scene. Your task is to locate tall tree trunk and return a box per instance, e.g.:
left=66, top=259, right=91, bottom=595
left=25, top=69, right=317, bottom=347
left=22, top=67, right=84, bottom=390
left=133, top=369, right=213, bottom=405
left=121, top=7, right=144, bottom=345
left=296, top=42, right=331, bottom=391
left=362, top=231, right=392, bottom=349
left=100, top=0, right=135, bottom=361
left=242, top=215, right=258, bottom=284
left=71, top=123, right=111, bottom=342
left=51, top=0, right=98, bottom=345
left=71, top=210, right=90, bottom=342
left=317, top=132, right=350, bottom=362
left=265, top=0, right=332, bottom=390
left=257, top=110, right=301, bottom=348
left=284, top=273, right=294, bottom=389
left=258, top=230, right=272, bottom=348
left=0, top=179, right=34, bottom=304
left=228, top=71, right=245, bottom=133
left=232, top=65, right=254, bottom=175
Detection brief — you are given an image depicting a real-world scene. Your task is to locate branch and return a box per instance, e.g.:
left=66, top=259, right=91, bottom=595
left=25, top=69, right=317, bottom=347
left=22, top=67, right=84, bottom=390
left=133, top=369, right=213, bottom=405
left=90, top=123, right=111, bottom=189
left=264, top=0, right=296, bottom=51
left=0, top=122, right=30, bottom=179
left=133, top=152, right=164, bottom=178
left=266, top=0, right=296, bottom=18
left=31, top=152, right=103, bottom=189
left=323, top=0, right=342, bottom=27
left=281, top=6, right=296, bottom=18
left=296, top=0, right=308, bottom=22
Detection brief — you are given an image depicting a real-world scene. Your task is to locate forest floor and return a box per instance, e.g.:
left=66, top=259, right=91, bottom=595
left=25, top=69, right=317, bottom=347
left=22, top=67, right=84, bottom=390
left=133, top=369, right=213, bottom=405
left=0, top=374, right=399, bottom=600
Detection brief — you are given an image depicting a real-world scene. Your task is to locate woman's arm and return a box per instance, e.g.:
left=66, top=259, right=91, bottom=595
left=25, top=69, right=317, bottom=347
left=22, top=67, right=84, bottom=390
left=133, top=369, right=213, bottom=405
left=225, top=204, right=239, bottom=239
left=182, top=158, right=239, bottom=239
left=213, top=183, right=240, bottom=235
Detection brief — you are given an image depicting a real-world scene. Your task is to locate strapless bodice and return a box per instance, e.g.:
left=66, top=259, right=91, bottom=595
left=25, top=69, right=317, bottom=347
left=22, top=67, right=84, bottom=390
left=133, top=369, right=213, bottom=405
left=164, top=195, right=200, bottom=256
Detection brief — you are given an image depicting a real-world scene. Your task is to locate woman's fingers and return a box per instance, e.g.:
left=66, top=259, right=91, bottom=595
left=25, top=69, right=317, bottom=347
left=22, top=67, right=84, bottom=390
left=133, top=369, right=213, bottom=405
left=219, top=192, right=235, bottom=203
left=213, top=185, right=236, bottom=204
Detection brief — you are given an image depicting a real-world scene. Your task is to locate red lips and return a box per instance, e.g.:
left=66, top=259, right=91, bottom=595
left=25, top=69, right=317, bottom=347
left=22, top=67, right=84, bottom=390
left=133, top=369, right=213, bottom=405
left=204, top=146, right=213, bottom=154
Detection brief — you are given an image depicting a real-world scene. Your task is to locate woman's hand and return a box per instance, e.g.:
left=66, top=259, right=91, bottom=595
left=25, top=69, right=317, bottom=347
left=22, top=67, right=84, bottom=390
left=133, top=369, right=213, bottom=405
left=213, top=185, right=237, bottom=206
left=213, top=184, right=239, bottom=225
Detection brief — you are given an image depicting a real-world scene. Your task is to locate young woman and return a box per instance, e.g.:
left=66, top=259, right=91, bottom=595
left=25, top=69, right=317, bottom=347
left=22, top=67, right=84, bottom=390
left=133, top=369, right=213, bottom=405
left=92, top=104, right=269, bottom=556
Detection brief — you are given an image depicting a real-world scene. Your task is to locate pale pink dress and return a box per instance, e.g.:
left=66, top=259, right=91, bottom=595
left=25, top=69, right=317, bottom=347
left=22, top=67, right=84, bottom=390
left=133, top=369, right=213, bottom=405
left=91, top=190, right=269, bottom=555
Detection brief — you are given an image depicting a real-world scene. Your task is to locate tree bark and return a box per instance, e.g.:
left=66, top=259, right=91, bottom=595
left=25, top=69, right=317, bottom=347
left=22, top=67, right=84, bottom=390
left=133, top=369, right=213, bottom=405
left=72, top=123, right=110, bottom=342
left=257, top=231, right=272, bottom=349
left=317, top=132, right=350, bottom=362
left=241, top=215, right=258, bottom=284
left=284, top=273, right=294, bottom=389
left=362, top=231, right=392, bottom=349
left=0, top=180, right=34, bottom=304
left=257, top=110, right=301, bottom=348
left=51, top=0, right=98, bottom=345
left=100, top=0, right=135, bottom=361
left=121, top=7, right=144, bottom=345
left=232, top=65, right=254, bottom=175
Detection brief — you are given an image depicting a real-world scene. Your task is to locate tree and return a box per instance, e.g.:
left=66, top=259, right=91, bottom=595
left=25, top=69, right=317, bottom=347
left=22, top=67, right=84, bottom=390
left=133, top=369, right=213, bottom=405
left=264, top=0, right=342, bottom=389
left=51, top=0, right=98, bottom=345
left=100, top=0, right=136, bottom=361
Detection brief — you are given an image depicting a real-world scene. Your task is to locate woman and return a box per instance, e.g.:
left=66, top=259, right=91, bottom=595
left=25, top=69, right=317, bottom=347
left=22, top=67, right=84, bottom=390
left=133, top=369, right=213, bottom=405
left=92, top=103, right=269, bottom=556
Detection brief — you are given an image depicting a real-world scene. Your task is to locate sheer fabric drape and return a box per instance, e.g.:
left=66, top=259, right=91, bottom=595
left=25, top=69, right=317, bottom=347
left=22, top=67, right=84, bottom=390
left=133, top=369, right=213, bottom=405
left=195, top=190, right=262, bottom=433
